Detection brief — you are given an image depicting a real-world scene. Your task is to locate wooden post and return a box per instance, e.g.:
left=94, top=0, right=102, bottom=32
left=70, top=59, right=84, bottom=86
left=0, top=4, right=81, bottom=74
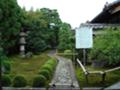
left=77, top=59, right=89, bottom=85
left=85, top=72, right=89, bottom=85
left=83, top=49, right=86, bottom=65
left=75, top=50, right=77, bottom=68
left=101, top=72, right=106, bottom=87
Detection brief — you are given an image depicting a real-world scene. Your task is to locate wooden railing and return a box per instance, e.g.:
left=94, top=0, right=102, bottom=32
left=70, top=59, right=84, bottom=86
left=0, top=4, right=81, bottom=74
left=77, top=59, right=88, bottom=75
left=77, top=59, right=120, bottom=84
left=56, top=53, right=78, bottom=56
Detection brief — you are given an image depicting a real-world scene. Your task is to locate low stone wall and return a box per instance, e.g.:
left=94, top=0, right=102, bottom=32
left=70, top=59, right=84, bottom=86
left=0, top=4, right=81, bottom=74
left=2, top=87, right=46, bottom=90
left=2, top=87, right=80, bottom=90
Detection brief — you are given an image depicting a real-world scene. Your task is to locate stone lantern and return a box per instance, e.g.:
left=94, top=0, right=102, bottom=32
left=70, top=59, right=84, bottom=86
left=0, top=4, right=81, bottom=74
left=19, top=31, right=27, bottom=58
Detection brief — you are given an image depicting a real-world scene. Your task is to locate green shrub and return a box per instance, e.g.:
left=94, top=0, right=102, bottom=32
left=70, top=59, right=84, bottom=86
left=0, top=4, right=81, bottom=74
left=41, top=64, right=53, bottom=73
left=64, top=49, right=72, bottom=54
left=0, top=48, right=11, bottom=74
left=0, top=48, right=5, bottom=61
left=89, top=28, right=120, bottom=66
left=46, top=59, right=57, bottom=66
left=39, top=58, right=57, bottom=79
left=46, top=59, right=55, bottom=65
left=38, top=69, right=51, bottom=80
left=12, top=75, right=27, bottom=87
left=63, top=49, right=73, bottom=58
left=2, top=75, right=11, bottom=86
left=32, top=75, right=47, bottom=87
left=3, top=60, right=11, bottom=74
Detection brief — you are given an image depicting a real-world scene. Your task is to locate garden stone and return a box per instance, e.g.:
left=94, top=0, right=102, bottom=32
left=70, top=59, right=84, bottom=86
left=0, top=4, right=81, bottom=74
left=26, top=52, right=33, bottom=58
left=92, top=60, right=108, bottom=68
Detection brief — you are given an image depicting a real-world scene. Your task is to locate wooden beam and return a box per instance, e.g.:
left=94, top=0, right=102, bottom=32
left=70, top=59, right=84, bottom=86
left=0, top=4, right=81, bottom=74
left=80, top=23, right=120, bottom=29
left=77, top=59, right=88, bottom=74
left=105, top=66, right=120, bottom=73
left=89, top=71, right=104, bottom=74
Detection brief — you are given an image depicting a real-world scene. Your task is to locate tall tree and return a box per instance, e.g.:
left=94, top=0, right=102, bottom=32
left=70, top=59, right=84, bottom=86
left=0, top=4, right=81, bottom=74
left=58, top=23, right=73, bottom=51
left=0, top=0, right=22, bottom=55
left=40, top=8, right=61, bottom=48
left=22, top=8, right=62, bottom=54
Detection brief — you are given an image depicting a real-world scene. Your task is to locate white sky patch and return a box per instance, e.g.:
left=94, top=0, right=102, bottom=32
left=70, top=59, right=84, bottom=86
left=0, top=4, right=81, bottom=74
left=17, top=0, right=116, bottom=29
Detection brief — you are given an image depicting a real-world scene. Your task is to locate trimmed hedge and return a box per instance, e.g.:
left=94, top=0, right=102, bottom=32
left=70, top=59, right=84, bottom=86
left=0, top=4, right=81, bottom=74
left=41, top=64, right=53, bottom=73
left=38, top=69, right=51, bottom=80
left=2, top=75, right=11, bottom=86
left=32, top=75, right=47, bottom=87
left=46, top=59, right=57, bottom=67
left=38, top=58, right=58, bottom=83
left=12, top=75, right=27, bottom=87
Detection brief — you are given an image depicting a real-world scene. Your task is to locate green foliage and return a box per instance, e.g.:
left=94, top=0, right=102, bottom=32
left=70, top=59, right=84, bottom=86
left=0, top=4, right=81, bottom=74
left=41, top=58, right=57, bottom=73
left=64, top=49, right=72, bottom=54
left=32, top=75, right=47, bottom=87
left=0, top=0, right=22, bottom=55
left=26, top=37, right=47, bottom=54
left=2, top=60, right=11, bottom=74
left=89, top=28, right=120, bottom=66
left=75, top=67, right=120, bottom=87
left=0, top=0, right=73, bottom=55
left=39, top=58, right=57, bottom=81
left=2, top=75, right=11, bottom=86
left=58, top=23, right=74, bottom=51
left=46, top=59, right=57, bottom=67
left=38, top=69, right=51, bottom=80
left=0, top=48, right=6, bottom=67
left=0, top=0, right=74, bottom=55
left=22, top=8, right=62, bottom=54
left=9, top=53, right=50, bottom=86
left=0, top=47, right=5, bottom=60
left=0, top=48, right=11, bottom=74
left=12, top=75, right=27, bottom=87
left=41, top=64, right=53, bottom=73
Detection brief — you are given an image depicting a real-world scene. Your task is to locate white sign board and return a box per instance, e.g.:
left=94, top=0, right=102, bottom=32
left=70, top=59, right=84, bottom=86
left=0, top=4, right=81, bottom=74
left=75, top=26, right=93, bottom=48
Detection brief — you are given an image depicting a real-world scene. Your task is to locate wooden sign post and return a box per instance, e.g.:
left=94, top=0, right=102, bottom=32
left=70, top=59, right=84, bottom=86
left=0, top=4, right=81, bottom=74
left=75, top=26, right=93, bottom=65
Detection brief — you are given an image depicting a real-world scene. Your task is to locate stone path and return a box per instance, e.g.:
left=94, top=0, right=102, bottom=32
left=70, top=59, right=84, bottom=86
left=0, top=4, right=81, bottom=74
left=49, top=55, right=79, bottom=89
left=105, top=81, right=120, bottom=90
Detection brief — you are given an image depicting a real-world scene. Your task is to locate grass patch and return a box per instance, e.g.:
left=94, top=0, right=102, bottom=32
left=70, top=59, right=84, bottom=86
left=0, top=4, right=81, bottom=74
left=75, top=66, right=120, bottom=88
left=9, top=53, right=51, bottom=87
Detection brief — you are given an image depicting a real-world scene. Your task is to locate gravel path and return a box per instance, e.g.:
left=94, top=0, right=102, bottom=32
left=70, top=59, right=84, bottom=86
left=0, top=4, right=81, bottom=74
left=49, top=54, right=79, bottom=89
left=51, top=57, right=72, bottom=85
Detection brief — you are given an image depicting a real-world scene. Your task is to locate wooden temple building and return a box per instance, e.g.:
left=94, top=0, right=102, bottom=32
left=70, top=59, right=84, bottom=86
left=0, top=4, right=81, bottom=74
left=91, top=0, right=120, bottom=24
left=75, top=0, right=120, bottom=65
left=81, top=0, right=120, bottom=29
left=78, top=0, right=120, bottom=36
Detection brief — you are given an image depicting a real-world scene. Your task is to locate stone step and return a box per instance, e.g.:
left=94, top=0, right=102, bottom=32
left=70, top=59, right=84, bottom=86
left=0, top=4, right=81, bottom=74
left=82, top=87, right=103, bottom=90
left=2, top=87, right=46, bottom=90
left=49, top=87, right=80, bottom=90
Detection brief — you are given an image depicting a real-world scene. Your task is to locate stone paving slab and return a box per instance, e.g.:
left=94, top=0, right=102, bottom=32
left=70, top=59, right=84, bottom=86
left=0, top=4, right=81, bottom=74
left=82, top=87, right=103, bottom=90
left=49, top=56, right=79, bottom=89
left=49, top=87, right=80, bottom=90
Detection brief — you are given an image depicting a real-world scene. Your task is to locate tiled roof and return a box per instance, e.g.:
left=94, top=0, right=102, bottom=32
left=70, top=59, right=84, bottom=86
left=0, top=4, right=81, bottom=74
left=91, top=1, right=120, bottom=23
